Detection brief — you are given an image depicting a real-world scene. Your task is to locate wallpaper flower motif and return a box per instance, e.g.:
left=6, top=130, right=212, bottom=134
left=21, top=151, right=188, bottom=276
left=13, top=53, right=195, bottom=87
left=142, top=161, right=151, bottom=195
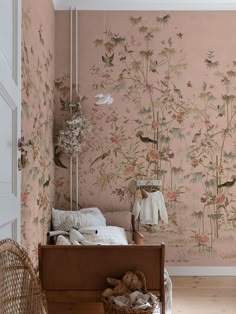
left=21, top=0, right=55, bottom=267
left=54, top=11, right=236, bottom=265
left=89, top=15, right=189, bottom=207
left=186, top=52, right=236, bottom=255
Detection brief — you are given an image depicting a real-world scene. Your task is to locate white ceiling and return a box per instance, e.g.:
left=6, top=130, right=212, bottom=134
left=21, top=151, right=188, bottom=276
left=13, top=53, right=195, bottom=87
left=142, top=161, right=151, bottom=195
left=52, top=0, right=236, bottom=10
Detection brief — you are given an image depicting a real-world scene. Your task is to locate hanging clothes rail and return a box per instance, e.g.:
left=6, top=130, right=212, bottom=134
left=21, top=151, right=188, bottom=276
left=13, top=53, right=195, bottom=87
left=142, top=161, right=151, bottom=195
left=75, top=9, right=79, bottom=210
left=69, top=7, right=80, bottom=210
left=69, top=7, right=73, bottom=210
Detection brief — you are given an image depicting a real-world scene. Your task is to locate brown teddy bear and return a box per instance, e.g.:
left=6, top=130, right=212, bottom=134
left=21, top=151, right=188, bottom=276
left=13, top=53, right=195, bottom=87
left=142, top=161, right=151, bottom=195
left=102, top=271, right=147, bottom=298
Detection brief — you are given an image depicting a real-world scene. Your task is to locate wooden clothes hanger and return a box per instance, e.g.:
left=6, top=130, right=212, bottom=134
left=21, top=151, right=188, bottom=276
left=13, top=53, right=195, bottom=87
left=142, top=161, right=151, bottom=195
left=136, top=179, right=162, bottom=194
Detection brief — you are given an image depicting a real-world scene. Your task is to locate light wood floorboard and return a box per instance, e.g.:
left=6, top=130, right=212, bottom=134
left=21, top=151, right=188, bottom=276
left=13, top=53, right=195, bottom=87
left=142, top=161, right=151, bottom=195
left=171, top=277, right=236, bottom=314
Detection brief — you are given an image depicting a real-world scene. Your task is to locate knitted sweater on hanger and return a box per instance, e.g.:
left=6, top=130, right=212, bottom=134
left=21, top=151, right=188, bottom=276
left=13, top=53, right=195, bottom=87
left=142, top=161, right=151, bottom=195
left=132, top=191, right=168, bottom=225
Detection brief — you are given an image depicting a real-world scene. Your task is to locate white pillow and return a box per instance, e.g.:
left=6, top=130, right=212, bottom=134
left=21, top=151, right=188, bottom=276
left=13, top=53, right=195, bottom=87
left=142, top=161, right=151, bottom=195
left=52, top=207, right=106, bottom=231
left=79, top=226, right=128, bottom=245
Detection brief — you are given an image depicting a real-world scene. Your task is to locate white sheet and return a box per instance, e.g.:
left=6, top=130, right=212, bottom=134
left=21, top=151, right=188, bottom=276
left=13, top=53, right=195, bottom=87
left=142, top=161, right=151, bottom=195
left=155, top=269, right=172, bottom=314
left=79, top=226, right=128, bottom=245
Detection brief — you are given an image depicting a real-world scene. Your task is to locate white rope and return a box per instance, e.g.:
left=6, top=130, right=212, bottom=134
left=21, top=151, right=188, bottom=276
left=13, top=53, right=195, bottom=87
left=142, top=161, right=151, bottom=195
left=70, top=7, right=73, bottom=210
left=75, top=9, right=79, bottom=210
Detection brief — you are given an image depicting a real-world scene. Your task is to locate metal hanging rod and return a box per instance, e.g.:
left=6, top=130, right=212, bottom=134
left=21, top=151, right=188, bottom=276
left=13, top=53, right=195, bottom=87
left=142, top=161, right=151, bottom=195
left=136, top=179, right=162, bottom=187
left=69, top=8, right=73, bottom=211
left=69, top=8, right=80, bottom=210
left=75, top=9, right=79, bottom=210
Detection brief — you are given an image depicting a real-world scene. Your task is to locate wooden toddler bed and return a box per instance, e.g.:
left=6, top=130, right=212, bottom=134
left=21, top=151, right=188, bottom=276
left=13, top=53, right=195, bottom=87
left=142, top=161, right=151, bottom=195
left=39, top=243, right=165, bottom=314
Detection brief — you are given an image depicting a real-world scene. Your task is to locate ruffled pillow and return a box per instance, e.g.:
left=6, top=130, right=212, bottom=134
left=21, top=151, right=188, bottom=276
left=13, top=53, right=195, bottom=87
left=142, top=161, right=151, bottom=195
left=52, top=207, right=106, bottom=231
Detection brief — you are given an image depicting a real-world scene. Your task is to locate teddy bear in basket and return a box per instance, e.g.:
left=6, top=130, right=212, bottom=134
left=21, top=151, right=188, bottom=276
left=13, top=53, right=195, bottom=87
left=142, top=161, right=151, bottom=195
left=102, top=270, right=147, bottom=299
left=102, top=271, right=158, bottom=311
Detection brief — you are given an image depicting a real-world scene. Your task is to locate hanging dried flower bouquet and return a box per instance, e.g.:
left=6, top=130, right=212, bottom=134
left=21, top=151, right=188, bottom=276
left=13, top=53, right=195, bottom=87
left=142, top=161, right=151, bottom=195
left=57, top=97, right=92, bottom=156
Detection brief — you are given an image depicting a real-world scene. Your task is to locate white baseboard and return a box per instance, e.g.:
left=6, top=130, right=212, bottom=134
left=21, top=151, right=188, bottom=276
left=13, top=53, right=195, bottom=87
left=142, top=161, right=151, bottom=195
left=166, top=266, right=236, bottom=276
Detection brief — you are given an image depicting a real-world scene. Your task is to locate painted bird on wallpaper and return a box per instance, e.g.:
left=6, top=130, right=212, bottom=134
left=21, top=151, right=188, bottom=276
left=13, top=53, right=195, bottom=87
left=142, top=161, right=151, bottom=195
left=136, top=131, right=157, bottom=144
left=95, top=94, right=113, bottom=105
left=156, top=14, right=171, bottom=24
left=216, top=104, right=225, bottom=118
left=204, top=50, right=219, bottom=69
left=90, top=150, right=111, bottom=168
left=173, top=85, right=183, bottom=98
left=192, top=129, right=201, bottom=143
left=102, top=53, right=114, bottom=67
left=54, top=146, right=67, bottom=169
left=218, top=177, right=236, bottom=188
left=176, top=33, right=183, bottom=39
left=43, top=176, right=51, bottom=188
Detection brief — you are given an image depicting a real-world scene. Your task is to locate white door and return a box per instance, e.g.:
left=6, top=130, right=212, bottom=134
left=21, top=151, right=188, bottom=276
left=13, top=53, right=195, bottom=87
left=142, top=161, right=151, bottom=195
left=0, top=0, right=21, bottom=241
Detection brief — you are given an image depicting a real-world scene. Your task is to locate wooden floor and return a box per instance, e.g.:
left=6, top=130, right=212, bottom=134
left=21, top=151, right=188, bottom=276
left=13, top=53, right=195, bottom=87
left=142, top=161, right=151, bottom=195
left=172, top=277, right=236, bottom=314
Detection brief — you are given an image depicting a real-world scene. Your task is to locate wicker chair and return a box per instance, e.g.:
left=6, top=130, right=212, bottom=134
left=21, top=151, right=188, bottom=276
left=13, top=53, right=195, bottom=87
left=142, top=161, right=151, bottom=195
left=0, top=239, right=47, bottom=314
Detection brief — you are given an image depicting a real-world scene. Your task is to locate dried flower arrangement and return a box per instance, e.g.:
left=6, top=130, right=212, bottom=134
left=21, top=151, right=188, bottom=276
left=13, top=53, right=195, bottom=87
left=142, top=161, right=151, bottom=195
left=57, top=97, right=92, bottom=156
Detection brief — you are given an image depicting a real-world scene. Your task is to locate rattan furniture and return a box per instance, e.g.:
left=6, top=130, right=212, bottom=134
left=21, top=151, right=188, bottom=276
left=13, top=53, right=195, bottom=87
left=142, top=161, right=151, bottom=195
left=0, top=238, right=47, bottom=314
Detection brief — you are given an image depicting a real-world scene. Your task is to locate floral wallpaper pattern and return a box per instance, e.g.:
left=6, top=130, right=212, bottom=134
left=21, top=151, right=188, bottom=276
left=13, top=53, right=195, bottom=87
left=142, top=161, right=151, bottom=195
left=54, top=11, right=236, bottom=265
left=21, top=0, right=55, bottom=266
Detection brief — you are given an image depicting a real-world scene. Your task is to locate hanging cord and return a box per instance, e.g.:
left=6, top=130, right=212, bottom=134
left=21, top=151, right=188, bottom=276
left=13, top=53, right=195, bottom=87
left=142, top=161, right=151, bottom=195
left=75, top=8, right=79, bottom=210
left=69, top=7, right=73, bottom=210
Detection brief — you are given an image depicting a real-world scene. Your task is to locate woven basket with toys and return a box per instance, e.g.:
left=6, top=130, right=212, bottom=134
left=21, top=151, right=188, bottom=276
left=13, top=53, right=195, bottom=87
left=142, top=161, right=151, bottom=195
left=101, top=270, right=159, bottom=314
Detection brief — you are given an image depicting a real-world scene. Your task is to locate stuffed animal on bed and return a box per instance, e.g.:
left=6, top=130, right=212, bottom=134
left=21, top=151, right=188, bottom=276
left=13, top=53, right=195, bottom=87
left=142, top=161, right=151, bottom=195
left=102, top=271, right=147, bottom=298
left=69, top=227, right=96, bottom=245
left=48, top=226, right=97, bottom=245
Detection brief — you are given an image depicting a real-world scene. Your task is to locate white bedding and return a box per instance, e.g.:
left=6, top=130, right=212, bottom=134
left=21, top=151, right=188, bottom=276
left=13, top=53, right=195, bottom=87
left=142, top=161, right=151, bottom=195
left=79, top=226, right=128, bottom=245
left=53, top=208, right=171, bottom=313
left=52, top=207, right=106, bottom=230
left=56, top=226, right=128, bottom=245
left=52, top=207, right=129, bottom=245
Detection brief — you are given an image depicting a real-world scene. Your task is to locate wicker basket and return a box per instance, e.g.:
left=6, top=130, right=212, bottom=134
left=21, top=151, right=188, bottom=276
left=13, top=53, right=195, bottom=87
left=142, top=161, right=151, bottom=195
left=101, top=297, right=158, bottom=314
left=101, top=271, right=158, bottom=314
left=0, top=238, right=48, bottom=314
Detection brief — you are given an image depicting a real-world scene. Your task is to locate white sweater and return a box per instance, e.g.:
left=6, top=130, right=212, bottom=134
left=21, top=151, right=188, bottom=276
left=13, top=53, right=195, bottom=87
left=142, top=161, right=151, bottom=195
left=132, top=191, right=168, bottom=225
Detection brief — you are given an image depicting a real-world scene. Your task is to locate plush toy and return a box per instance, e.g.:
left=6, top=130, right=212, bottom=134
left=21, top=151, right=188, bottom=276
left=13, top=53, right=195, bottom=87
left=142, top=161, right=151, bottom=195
left=69, top=227, right=96, bottom=245
left=47, top=214, right=98, bottom=245
left=102, top=271, right=147, bottom=298
left=48, top=225, right=97, bottom=245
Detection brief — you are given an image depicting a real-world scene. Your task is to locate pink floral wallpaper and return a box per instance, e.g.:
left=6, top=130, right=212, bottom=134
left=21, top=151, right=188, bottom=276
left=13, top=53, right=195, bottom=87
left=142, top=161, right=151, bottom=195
left=21, top=0, right=55, bottom=266
left=55, top=11, right=236, bottom=266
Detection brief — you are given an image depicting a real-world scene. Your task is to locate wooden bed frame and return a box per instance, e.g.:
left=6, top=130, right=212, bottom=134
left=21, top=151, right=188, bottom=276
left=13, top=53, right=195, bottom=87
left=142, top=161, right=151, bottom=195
left=39, top=244, right=165, bottom=314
